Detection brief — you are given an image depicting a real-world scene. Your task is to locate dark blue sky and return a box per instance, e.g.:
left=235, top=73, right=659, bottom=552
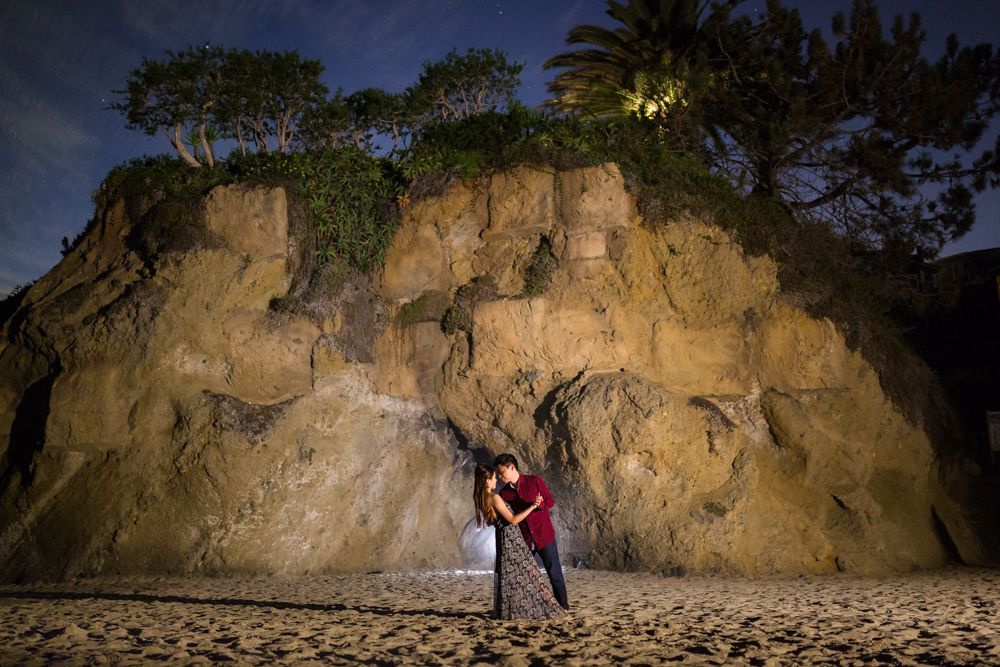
left=1, top=0, right=998, bottom=296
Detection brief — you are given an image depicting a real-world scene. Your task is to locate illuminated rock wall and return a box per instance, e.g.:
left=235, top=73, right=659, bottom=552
left=0, top=167, right=990, bottom=580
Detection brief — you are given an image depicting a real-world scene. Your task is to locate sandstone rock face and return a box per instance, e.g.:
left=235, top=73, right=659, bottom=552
left=0, top=186, right=467, bottom=580
left=0, top=168, right=991, bottom=580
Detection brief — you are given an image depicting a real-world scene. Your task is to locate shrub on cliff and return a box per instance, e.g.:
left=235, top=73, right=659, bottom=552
left=228, top=149, right=405, bottom=273
left=88, top=155, right=234, bottom=262
left=400, top=103, right=611, bottom=198
left=84, top=148, right=404, bottom=276
left=523, top=236, right=559, bottom=297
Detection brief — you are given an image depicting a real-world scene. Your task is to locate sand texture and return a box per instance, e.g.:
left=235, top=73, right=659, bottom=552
left=0, top=567, right=998, bottom=665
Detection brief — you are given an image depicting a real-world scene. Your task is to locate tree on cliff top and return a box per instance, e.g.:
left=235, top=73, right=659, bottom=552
left=298, top=87, right=426, bottom=154
left=545, top=0, right=1000, bottom=258
left=707, top=0, right=1000, bottom=260
left=298, top=49, right=523, bottom=154
left=410, top=48, right=524, bottom=121
left=111, top=46, right=328, bottom=165
left=110, top=45, right=224, bottom=167
left=216, top=49, right=328, bottom=154
left=544, top=0, right=737, bottom=148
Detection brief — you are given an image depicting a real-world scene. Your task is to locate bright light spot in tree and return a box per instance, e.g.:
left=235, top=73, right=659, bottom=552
left=620, top=71, right=688, bottom=121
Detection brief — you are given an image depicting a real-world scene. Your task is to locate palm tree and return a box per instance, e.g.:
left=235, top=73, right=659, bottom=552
left=544, top=0, right=737, bottom=125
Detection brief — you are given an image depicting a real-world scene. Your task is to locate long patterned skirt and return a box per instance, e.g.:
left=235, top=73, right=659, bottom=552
left=493, top=521, right=566, bottom=620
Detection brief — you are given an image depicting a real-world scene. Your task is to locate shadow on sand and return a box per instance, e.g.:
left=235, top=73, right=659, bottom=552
left=0, top=589, right=484, bottom=621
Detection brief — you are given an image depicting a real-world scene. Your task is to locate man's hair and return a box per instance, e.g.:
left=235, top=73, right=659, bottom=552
left=494, top=453, right=519, bottom=470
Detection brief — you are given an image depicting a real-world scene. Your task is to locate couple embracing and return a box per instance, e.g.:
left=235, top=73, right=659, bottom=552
left=472, top=453, right=569, bottom=620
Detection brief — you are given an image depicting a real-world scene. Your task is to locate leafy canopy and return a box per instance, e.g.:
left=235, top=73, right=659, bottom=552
left=110, top=45, right=226, bottom=167
left=111, top=46, right=328, bottom=165
left=544, top=0, right=1000, bottom=257
left=705, top=0, right=1000, bottom=256
left=545, top=0, right=737, bottom=145
left=411, top=48, right=524, bottom=121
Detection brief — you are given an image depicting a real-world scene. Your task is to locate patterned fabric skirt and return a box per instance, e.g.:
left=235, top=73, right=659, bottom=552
left=493, top=522, right=566, bottom=620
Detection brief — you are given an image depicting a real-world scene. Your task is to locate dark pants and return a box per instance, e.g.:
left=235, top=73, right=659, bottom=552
left=535, top=538, right=569, bottom=610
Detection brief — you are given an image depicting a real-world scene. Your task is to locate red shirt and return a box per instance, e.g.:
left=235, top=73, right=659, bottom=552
left=498, top=474, right=556, bottom=551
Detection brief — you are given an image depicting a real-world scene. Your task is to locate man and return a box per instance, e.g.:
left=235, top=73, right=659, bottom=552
left=495, top=453, right=569, bottom=610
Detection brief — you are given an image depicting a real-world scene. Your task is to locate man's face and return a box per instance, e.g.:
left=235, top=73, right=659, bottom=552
left=497, top=464, right=515, bottom=484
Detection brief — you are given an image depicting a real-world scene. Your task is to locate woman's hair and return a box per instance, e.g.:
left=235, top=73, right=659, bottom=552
left=473, top=463, right=497, bottom=528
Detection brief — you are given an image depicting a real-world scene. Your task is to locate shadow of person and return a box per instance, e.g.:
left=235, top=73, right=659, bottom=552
left=0, top=589, right=486, bottom=621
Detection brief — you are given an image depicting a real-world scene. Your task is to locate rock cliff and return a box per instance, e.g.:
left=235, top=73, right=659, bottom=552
left=0, top=164, right=991, bottom=580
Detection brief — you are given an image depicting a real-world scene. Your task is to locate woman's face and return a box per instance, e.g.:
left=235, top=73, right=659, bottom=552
left=486, top=473, right=497, bottom=491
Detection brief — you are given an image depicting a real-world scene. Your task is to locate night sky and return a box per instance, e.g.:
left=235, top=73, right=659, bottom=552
left=1, top=1, right=998, bottom=296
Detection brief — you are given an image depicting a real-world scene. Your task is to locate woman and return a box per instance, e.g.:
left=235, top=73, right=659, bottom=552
left=473, top=463, right=566, bottom=620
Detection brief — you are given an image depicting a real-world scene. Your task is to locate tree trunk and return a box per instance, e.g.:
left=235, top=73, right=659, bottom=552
left=236, top=121, right=247, bottom=155
left=277, top=107, right=294, bottom=153
left=253, top=118, right=269, bottom=152
left=199, top=122, right=215, bottom=167
left=437, top=94, right=456, bottom=120
left=165, top=125, right=202, bottom=167
left=751, top=157, right=779, bottom=199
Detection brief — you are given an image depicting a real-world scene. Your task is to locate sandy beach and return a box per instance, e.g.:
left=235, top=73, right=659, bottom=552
left=0, top=566, right=997, bottom=665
